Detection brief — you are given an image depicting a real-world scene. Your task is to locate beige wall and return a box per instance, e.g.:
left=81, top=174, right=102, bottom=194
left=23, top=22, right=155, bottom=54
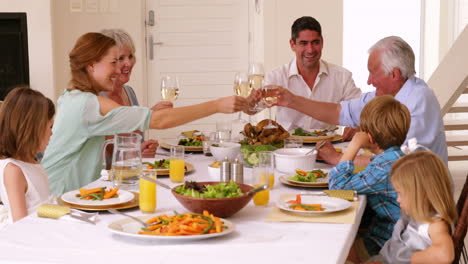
left=51, top=0, right=146, bottom=103
left=0, top=0, right=55, bottom=99
left=263, top=0, right=343, bottom=73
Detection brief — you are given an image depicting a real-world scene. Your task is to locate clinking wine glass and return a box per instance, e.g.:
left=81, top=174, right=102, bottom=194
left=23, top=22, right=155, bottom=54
left=161, top=75, right=180, bottom=102
left=248, top=62, right=265, bottom=112
left=261, top=85, right=278, bottom=129
left=233, top=72, right=251, bottom=123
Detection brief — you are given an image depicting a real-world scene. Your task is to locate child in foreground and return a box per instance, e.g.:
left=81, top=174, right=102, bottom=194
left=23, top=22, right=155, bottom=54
left=329, top=95, right=411, bottom=257
left=0, top=87, right=55, bottom=224
left=365, top=151, right=457, bottom=264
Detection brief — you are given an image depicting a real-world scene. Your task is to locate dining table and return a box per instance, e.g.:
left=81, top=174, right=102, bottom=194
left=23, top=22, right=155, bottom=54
left=0, top=141, right=366, bottom=264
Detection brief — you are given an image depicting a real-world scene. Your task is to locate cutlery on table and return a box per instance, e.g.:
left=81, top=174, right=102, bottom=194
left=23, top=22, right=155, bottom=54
left=107, top=208, right=158, bottom=228
left=140, top=175, right=172, bottom=190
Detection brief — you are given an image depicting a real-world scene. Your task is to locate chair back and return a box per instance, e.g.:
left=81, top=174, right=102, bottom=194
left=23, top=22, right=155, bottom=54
left=453, top=174, right=468, bottom=264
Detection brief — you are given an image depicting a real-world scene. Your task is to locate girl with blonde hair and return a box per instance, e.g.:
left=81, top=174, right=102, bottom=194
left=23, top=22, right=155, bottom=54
left=366, top=151, right=457, bottom=263
left=0, top=87, right=55, bottom=224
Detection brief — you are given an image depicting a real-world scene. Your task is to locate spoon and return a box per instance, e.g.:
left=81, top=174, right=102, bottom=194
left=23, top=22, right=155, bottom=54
left=303, top=140, right=327, bottom=156
left=245, top=184, right=269, bottom=196
left=107, top=209, right=158, bottom=228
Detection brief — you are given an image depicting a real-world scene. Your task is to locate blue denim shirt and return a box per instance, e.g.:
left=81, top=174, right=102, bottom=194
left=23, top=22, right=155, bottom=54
left=329, top=146, right=404, bottom=253
left=339, top=77, right=448, bottom=164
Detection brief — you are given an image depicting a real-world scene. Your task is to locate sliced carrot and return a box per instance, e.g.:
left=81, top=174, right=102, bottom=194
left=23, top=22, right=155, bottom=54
left=295, top=169, right=307, bottom=176
left=79, top=187, right=104, bottom=196
left=103, top=188, right=119, bottom=199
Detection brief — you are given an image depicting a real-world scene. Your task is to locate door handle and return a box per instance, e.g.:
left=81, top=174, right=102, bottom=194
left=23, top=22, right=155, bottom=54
left=148, top=35, right=164, bottom=60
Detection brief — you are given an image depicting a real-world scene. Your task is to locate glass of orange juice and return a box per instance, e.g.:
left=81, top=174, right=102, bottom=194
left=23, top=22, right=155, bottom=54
left=252, top=151, right=274, bottom=206
left=139, top=169, right=157, bottom=213
left=169, top=145, right=185, bottom=183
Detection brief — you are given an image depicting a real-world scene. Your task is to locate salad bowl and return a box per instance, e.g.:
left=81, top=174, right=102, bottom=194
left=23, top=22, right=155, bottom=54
left=171, top=181, right=254, bottom=218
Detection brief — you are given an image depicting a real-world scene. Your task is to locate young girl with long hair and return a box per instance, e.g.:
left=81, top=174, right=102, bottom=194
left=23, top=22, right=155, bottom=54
left=0, top=87, right=55, bottom=224
left=365, top=151, right=457, bottom=264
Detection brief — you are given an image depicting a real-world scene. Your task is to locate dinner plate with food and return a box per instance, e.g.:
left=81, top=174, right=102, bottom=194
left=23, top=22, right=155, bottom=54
left=289, top=127, right=342, bottom=143
left=279, top=169, right=330, bottom=188
left=276, top=194, right=351, bottom=215
left=61, top=187, right=135, bottom=206
left=107, top=211, right=235, bottom=241
left=159, top=137, right=204, bottom=152
left=142, top=159, right=195, bottom=176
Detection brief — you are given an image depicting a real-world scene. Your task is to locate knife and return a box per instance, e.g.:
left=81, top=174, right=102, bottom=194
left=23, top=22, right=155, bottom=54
left=140, top=175, right=172, bottom=190
left=68, top=213, right=96, bottom=225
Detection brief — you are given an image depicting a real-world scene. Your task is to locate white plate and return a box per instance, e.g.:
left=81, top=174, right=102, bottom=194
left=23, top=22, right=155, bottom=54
left=107, top=215, right=235, bottom=241
left=277, top=195, right=351, bottom=215
left=61, top=189, right=134, bottom=206
left=286, top=169, right=330, bottom=185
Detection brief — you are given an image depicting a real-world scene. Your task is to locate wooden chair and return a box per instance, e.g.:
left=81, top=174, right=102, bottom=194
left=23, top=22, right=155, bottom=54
left=453, top=174, right=468, bottom=264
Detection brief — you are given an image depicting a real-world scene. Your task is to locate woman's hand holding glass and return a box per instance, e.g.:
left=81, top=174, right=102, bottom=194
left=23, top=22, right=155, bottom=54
left=161, top=75, right=180, bottom=103
left=233, top=72, right=251, bottom=123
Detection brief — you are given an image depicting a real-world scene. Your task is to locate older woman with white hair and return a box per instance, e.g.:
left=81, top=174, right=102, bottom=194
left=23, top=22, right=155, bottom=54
left=100, top=29, right=170, bottom=163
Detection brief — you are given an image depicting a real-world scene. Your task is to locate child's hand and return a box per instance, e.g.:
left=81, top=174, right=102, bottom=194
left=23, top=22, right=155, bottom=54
left=349, top=132, right=371, bottom=148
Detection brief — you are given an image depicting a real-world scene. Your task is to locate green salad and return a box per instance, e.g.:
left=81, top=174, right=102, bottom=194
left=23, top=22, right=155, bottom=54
left=288, top=169, right=328, bottom=183
left=174, top=180, right=243, bottom=198
left=178, top=138, right=203, bottom=146
left=143, top=159, right=170, bottom=169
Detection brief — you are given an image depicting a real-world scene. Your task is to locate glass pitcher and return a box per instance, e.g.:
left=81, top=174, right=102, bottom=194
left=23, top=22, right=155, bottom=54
left=102, top=133, right=142, bottom=189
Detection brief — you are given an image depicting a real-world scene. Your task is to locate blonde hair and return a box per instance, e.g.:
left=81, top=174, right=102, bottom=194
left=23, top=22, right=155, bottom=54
left=100, top=29, right=136, bottom=54
left=391, top=151, right=457, bottom=224
left=0, top=87, right=55, bottom=161
left=68, top=32, right=116, bottom=95
left=360, top=95, right=410, bottom=149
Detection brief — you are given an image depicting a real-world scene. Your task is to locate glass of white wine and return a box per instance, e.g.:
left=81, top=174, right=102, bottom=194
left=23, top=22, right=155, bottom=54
left=248, top=62, right=265, bottom=112
left=233, top=71, right=251, bottom=123
left=261, top=85, right=278, bottom=129
left=161, top=75, right=180, bottom=102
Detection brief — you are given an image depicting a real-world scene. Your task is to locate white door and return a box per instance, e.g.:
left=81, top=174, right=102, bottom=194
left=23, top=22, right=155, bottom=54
left=145, top=0, right=250, bottom=140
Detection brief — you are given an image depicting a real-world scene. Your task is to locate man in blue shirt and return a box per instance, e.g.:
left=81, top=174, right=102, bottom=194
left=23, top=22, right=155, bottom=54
left=271, top=36, right=448, bottom=164
left=329, top=95, right=410, bottom=256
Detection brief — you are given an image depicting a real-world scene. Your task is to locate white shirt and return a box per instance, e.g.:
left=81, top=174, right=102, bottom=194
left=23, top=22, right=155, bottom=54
left=265, top=59, right=362, bottom=131
left=0, top=158, right=53, bottom=228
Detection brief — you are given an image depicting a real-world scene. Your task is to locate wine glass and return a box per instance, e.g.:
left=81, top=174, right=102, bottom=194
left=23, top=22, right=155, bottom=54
left=248, top=62, right=265, bottom=112
left=161, top=75, right=180, bottom=102
left=261, top=85, right=278, bottom=129
left=233, top=72, right=250, bottom=123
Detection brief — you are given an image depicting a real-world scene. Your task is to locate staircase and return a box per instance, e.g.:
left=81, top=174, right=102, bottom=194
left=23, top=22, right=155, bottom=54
left=428, top=26, right=468, bottom=161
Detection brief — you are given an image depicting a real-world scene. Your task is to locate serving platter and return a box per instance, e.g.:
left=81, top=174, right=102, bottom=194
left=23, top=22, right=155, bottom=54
left=58, top=192, right=139, bottom=211
left=289, top=133, right=343, bottom=144
left=107, top=215, right=235, bottom=241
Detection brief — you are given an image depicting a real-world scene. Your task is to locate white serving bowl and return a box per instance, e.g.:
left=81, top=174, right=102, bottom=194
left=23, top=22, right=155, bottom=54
left=207, top=164, right=221, bottom=180
left=273, top=148, right=317, bottom=174
left=210, top=142, right=241, bottom=161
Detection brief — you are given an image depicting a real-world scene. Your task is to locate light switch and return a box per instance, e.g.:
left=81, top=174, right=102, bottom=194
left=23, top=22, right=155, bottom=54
left=69, top=0, right=83, bottom=12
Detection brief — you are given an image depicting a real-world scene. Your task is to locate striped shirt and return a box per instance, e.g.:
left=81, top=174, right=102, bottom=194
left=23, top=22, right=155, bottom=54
left=329, top=146, right=404, bottom=254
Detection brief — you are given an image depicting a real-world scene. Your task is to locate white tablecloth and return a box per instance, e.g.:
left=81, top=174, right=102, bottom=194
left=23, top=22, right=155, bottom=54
left=0, top=145, right=366, bottom=264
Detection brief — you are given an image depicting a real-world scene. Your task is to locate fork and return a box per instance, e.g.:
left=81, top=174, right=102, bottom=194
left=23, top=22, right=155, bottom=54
left=107, top=209, right=156, bottom=228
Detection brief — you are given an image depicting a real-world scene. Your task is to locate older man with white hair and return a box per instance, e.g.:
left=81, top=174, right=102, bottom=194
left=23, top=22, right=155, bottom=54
left=271, top=36, right=448, bottom=165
